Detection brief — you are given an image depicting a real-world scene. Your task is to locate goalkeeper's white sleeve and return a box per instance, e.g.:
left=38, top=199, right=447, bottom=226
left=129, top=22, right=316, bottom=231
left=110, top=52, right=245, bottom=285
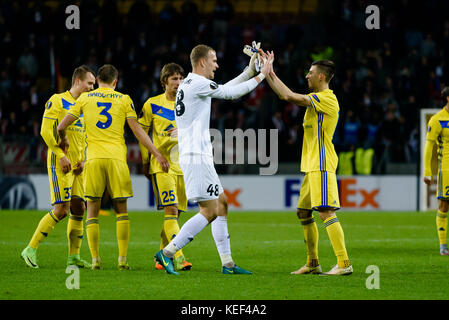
left=224, top=69, right=252, bottom=86
left=210, top=77, right=260, bottom=100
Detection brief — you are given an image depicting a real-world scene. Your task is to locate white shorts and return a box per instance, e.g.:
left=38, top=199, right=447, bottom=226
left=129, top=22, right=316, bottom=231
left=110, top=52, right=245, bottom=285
left=179, top=154, right=224, bottom=203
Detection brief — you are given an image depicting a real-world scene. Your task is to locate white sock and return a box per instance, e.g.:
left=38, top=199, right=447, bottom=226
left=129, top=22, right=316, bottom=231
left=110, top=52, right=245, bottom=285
left=211, top=216, right=234, bottom=267
left=163, top=213, right=209, bottom=258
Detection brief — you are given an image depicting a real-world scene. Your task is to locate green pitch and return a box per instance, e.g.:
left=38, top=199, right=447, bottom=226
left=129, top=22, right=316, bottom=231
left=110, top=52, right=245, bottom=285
left=1, top=210, right=448, bottom=300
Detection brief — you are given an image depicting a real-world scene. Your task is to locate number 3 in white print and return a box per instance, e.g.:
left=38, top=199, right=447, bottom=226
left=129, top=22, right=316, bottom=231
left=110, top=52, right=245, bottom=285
left=175, top=89, right=185, bottom=116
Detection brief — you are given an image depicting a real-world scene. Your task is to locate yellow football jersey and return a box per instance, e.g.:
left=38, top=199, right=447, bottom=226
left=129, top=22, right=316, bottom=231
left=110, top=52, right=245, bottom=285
left=301, top=89, right=339, bottom=173
left=42, top=91, right=85, bottom=168
left=425, top=108, right=449, bottom=175
left=138, top=93, right=182, bottom=175
left=68, top=87, right=137, bottom=162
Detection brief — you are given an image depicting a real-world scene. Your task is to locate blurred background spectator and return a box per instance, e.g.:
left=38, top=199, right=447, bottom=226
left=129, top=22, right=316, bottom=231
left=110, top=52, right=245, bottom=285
left=0, top=0, right=447, bottom=175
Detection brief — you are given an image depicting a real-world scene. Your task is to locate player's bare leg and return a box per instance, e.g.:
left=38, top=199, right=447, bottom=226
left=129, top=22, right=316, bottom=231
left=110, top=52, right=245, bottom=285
left=318, top=209, right=352, bottom=276
left=113, top=199, right=130, bottom=270
left=86, top=198, right=102, bottom=269
left=437, top=200, right=449, bottom=255
left=67, top=197, right=91, bottom=268
left=21, top=202, right=70, bottom=268
left=213, top=193, right=252, bottom=274
left=291, top=209, right=321, bottom=274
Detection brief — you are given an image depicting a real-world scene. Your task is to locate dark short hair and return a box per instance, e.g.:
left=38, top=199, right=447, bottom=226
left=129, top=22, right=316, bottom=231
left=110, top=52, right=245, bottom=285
left=97, top=64, right=118, bottom=84
left=442, top=87, right=449, bottom=101
left=160, top=63, right=185, bottom=90
left=71, top=65, right=95, bottom=86
left=311, top=60, right=335, bottom=82
left=190, top=44, right=215, bottom=68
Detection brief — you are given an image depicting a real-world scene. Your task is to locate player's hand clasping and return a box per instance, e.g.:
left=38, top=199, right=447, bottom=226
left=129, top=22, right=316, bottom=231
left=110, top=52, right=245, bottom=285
left=155, top=154, right=170, bottom=173
left=73, top=161, right=84, bottom=175
left=260, top=50, right=274, bottom=77
left=59, top=156, right=72, bottom=174
left=167, top=127, right=178, bottom=138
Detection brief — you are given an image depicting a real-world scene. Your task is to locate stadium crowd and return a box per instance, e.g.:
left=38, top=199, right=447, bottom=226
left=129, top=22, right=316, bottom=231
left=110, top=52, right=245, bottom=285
left=1, top=0, right=448, bottom=173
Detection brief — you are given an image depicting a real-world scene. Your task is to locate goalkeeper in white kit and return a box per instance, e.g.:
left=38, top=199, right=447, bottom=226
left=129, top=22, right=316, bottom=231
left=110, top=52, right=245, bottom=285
left=154, top=43, right=273, bottom=275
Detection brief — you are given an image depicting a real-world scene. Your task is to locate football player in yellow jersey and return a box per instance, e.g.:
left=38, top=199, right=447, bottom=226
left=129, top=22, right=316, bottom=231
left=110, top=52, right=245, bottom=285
left=261, top=50, right=352, bottom=275
left=138, top=63, right=193, bottom=271
left=21, top=66, right=95, bottom=269
left=57, top=64, right=170, bottom=270
left=424, top=87, right=449, bottom=255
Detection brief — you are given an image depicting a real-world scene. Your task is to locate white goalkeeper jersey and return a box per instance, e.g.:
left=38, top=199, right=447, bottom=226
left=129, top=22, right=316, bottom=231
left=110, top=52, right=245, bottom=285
left=175, top=72, right=259, bottom=158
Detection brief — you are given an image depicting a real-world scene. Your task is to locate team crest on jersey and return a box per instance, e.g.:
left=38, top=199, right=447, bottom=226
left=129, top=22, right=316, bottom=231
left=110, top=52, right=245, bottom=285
left=46, top=101, right=52, bottom=109
left=210, top=82, right=218, bottom=90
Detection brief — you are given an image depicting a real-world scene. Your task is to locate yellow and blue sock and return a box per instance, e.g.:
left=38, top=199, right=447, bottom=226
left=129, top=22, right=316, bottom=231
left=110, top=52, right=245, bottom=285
left=28, top=211, right=59, bottom=249
left=437, top=210, right=448, bottom=245
left=67, top=214, right=84, bottom=255
left=299, top=213, right=319, bottom=267
left=86, top=218, right=100, bottom=259
left=116, top=213, right=130, bottom=258
left=324, top=215, right=351, bottom=268
left=163, top=214, right=184, bottom=259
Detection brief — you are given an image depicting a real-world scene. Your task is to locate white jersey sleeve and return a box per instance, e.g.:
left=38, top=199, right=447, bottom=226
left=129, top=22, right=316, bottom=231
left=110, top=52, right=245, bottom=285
left=175, top=72, right=260, bottom=159
left=196, top=76, right=259, bottom=100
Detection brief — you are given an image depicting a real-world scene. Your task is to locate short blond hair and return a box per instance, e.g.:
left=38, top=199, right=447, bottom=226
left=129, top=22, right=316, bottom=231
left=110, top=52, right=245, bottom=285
left=190, top=44, right=215, bottom=68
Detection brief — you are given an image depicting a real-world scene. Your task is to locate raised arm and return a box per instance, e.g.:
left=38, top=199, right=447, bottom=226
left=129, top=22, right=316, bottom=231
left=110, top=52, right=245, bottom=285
left=127, top=117, right=169, bottom=172
left=224, top=52, right=259, bottom=86
left=262, top=50, right=311, bottom=107
left=207, top=57, right=271, bottom=100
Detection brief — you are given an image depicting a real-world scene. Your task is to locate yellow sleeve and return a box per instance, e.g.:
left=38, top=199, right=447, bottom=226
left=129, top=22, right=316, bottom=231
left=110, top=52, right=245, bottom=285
left=81, top=120, right=86, bottom=162
left=40, top=117, right=65, bottom=159
left=42, top=95, right=60, bottom=120
left=424, top=116, right=441, bottom=176
left=138, top=102, right=153, bottom=165
left=68, top=95, right=83, bottom=119
left=307, top=92, right=336, bottom=115
left=126, top=95, right=137, bottom=119
left=138, top=100, right=153, bottom=127
left=424, top=139, right=436, bottom=177
left=41, top=96, right=65, bottom=159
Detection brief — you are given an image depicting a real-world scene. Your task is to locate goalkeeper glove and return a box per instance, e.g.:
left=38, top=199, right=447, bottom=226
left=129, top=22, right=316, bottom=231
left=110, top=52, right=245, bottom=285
left=243, top=41, right=262, bottom=76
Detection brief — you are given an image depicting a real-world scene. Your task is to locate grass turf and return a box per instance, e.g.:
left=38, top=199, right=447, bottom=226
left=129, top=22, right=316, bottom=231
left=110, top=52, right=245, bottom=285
left=0, top=210, right=447, bottom=300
